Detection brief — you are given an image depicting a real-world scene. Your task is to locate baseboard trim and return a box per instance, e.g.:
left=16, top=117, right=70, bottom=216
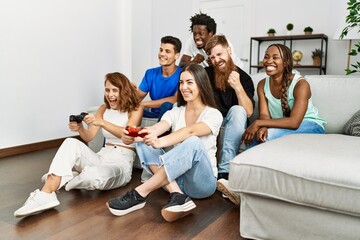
left=0, top=136, right=82, bottom=158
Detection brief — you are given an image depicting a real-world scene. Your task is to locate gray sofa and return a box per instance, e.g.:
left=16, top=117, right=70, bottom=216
left=229, top=74, right=360, bottom=240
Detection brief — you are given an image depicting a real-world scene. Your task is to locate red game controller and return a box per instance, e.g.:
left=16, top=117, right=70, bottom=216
left=125, top=126, right=148, bottom=138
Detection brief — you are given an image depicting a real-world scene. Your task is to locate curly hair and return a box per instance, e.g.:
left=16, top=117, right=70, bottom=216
left=104, top=72, right=140, bottom=112
left=189, top=12, right=217, bottom=34
left=161, top=36, right=182, bottom=53
left=267, top=44, right=293, bottom=117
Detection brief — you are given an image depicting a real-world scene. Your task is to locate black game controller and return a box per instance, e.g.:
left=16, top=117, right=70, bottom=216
left=69, top=112, right=88, bottom=123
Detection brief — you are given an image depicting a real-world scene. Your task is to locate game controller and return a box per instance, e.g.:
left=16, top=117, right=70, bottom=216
left=126, top=126, right=148, bottom=138
left=69, top=112, right=88, bottom=123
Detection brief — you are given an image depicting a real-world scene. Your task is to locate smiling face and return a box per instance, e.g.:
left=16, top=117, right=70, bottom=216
left=208, top=44, right=233, bottom=72
left=104, top=80, right=120, bottom=110
left=179, top=70, right=200, bottom=103
left=158, top=43, right=179, bottom=67
left=192, top=25, right=214, bottom=49
left=262, top=45, right=285, bottom=76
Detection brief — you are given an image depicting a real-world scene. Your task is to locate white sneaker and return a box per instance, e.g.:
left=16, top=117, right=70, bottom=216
left=217, top=179, right=240, bottom=205
left=14, top=189, right=60, bottom=218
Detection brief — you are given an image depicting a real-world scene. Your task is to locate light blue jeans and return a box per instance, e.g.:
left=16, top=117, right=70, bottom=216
left=246, top=120, right=325, bottom=149
left=136, top=136, right=216, bottom=199
left=218, top=105, right=248, bottom=174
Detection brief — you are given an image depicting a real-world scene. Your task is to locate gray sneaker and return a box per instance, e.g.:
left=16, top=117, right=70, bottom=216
left=14, top=189, right=60, bottom=218
left=217, top=179, right=240, bottom=205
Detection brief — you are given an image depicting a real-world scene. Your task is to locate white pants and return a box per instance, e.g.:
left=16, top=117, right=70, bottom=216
left=44, top=138, right=135, bottom=191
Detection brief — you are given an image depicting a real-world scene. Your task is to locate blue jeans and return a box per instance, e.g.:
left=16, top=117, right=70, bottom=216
left=143, top=102, right=173, bottom=122
left=218, top=105, right=248, bottom=174
left=247, top=120, right=325, bottom=149
left=136, top=136, right=216, bottom=199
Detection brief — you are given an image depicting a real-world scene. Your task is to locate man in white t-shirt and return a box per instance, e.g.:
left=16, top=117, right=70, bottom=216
left=179, top=12, right=242, bottom=68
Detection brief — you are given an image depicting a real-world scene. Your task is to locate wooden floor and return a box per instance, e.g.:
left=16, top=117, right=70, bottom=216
left=0, top=148, right=247, bottom=240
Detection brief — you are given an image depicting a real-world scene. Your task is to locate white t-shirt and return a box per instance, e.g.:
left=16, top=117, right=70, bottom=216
left=183, top=36, right=243, bottom=68
left=162, top=105, right=223, bottom=176
left=102, top=109, right=135, bottom=148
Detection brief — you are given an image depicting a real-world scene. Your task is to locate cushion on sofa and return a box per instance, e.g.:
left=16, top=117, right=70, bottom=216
left=229, top=134, right=360, bottom=217
left=305, top=75, right=360, bottom=134
left=344, top=109, right=360, bottom=136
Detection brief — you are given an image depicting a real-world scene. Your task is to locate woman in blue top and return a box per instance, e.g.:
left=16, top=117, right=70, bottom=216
left=241, top=44, right=326, bottom=146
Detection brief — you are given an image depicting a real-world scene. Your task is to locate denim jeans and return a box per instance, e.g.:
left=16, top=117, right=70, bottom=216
left=143, top=102, right=173, bottom=122
left=136, top=136, right=216, bottom=199
left=246, top=120, right=325, bottom=149
left=218, top=105, right=248, bottom=174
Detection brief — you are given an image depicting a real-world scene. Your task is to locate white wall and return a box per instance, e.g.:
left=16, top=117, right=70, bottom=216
left=131, top=0, right=195, bottom=83
left=0, top=0, right=126, bottom=148
left=0, top=0, right=357, bottom=149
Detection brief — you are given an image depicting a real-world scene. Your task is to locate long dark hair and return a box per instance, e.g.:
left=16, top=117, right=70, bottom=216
left=177, top=64, right=217, bottom=109
left=267, top=44, right=293, bottom=117
left=104, top=72, right=140, bottom=112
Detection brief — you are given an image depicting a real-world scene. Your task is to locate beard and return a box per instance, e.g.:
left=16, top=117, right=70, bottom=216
left=214, top=57, right=236, bottom=91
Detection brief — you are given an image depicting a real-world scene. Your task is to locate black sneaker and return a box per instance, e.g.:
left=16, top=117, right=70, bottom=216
left=161, top=192, right=196, bottom=222
left=107, top=189, right=146, bottom=216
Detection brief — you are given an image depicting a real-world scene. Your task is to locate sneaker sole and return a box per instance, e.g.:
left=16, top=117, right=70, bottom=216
left=106, top=202, right=146, bottom=216
left=217, top=181, right=240, bottom=205
left=161, top=201, right=196, bottom=222
left=14, top=200, right=60, bottom=218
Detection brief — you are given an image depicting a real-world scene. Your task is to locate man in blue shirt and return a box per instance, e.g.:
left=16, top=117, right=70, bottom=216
left=137, top=36, right=182, bottom=121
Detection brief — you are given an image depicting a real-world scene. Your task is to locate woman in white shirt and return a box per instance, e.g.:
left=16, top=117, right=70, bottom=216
left=14, top=72, right=143, bottom=218
left=107, top=64, right=223, bottom=222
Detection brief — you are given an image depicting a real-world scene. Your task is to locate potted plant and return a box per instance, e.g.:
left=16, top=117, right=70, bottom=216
left=311, top=48, right=324, bottom=66
left=304, top=26, right=313, bottom=35
left=340, top=0, right=360, bottom=75
left=286, top=23, right=294, bottom=35
left=267, top=28, right=276, bottom=37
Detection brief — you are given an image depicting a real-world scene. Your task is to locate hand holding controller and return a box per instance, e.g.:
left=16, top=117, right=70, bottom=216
left=125, top=126, right=148, bottom=138
left=69, top=112, right=88, bottom=123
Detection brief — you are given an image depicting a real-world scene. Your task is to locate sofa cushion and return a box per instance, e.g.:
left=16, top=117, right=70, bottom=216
left=229, top=134, right=360, bottom=217
left=305, top=75, right=360, bottom=134
left=344, top=109, right=360, bottom=136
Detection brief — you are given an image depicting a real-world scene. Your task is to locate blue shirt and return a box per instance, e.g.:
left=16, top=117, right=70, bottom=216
left=139, top=66, right=182, bottom=113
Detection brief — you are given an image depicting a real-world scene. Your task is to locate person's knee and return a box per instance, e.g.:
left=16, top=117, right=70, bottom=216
left=266, top=128, right=286, bottom=141
left=186, top=185, right=215, bottom=199
left=226, top=106, right=247, bottom=122
left=229, top=105, right=247, bottom=117
left=62, top=137, right=80, bottom=146
left=160, top=102, right=173, bottom=111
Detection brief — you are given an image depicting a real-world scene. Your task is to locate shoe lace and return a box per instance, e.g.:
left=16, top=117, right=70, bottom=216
left=167, top=192, right=180, bottom=204
left=121, top=190, right=141, bottom=203
left=23, top=190, right=38, bottom=206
